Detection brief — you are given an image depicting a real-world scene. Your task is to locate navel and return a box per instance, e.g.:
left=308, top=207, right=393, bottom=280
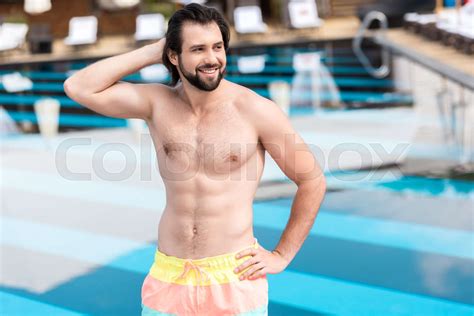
left=163, top=145, right=170, bottom=155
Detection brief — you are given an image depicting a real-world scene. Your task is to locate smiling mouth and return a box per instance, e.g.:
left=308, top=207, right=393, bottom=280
left=198, top=67, right=219, bottom=74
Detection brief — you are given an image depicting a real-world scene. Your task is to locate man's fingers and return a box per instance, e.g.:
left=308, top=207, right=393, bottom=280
left=241, top=263, right=264, bottom=280
left=235, top=248, right=257, bottom=259
left=248, top=267, right=266, bottom=280
left=234, top=258, right=258, bottom=274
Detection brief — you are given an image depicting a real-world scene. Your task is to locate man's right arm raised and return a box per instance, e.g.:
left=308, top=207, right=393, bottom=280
left=63, top=39, right=165, bottom=120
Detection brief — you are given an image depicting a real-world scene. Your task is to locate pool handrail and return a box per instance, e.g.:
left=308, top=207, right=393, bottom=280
left=352, top=11, right=390, bottom=79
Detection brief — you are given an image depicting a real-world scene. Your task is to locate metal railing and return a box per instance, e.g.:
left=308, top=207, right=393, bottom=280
left=352, top=11, right=390, bottom=78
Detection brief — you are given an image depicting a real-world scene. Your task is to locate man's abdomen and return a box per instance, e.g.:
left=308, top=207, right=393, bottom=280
left=157, top=201, right=255, bottom=260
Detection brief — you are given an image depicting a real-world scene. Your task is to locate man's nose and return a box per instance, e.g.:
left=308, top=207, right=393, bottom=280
left=203, top=49, right=219, bottom=65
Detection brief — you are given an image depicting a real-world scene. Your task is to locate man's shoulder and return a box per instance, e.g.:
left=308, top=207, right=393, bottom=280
left=226, top=80, right=273, bottom=113
left=226, top=81, right=287, bottom=134
left=138, top=83, right=177, bottom=110
left=140, top=82, right=173, bottom=96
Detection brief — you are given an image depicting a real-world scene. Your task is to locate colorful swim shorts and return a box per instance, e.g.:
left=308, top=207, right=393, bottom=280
left=141, top=238, right=268, bottom=315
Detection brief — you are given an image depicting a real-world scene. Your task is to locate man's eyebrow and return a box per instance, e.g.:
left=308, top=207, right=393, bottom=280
left=189, top=42, right=224, bottom=50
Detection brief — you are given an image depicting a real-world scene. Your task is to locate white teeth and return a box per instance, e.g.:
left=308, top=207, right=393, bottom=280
left=200, top=68, right=217, bottom=74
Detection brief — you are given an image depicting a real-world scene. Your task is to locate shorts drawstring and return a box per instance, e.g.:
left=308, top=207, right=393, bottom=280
left=175, top=260, right=212, bottom=285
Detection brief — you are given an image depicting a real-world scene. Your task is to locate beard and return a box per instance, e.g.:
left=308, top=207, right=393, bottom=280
left=178, top=57, right=225, bottom=91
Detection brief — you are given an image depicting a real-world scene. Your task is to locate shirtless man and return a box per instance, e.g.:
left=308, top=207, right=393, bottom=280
left=64, top=4, right=325, bottom=315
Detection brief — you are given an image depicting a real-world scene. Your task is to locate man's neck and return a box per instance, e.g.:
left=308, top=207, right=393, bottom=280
left=176, top=80, right=228, bottom=115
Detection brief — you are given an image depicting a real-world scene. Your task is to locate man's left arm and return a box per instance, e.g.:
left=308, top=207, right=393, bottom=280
left=234, top=98, right=326, bottom=280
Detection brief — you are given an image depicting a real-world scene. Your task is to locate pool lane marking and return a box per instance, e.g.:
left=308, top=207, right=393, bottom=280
left=2, top=167, right=472, bottom=260
left=2, top=216, right=148, bottom=268
left=0, top=291, right=85, bottom=316
left=267, top=269, right=474, bottom=316
left=2, top=169, right=166, bottom=211
left=2, top=129, right=470, bottom=199
left=2, top=218, right=472, bottom=316
left=253, top=202, right=474, bottom=260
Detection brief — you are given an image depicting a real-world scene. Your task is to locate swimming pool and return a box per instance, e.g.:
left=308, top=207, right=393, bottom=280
left=0, top=39, right=412, bottom=131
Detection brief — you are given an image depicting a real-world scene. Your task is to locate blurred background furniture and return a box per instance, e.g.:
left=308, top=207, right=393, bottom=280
left=64, top=16, right=98, bottom=47
left=357, top=0, right=436, bottom=28
left=28, top=23, right=53, bottom=54
left=0, top=22, right=29, bottom=53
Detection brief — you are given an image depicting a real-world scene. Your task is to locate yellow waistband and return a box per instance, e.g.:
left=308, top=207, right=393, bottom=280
left=149, top=238, right=260, bottom=286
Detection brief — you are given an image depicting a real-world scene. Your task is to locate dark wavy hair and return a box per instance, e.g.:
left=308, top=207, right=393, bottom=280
left=162, top=3, right=230, bottom=86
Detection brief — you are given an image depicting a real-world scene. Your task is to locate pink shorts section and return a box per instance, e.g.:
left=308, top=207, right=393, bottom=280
left=141, top=274, right=268, bottom=315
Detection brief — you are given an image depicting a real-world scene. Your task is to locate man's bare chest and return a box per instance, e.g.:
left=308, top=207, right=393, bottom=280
left=151, top=105, right=261, bottom=175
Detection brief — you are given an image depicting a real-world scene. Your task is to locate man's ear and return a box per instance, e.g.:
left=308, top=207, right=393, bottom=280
left=168, top=50, right=178, bottom=66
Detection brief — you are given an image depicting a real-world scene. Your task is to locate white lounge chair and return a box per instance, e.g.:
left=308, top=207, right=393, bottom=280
left=435, top=11, right=457, bottom=32
left=0, top=23, right=29, bottom=52
left=460, top=2, right=474, bottom=38
left=403, top=12, right=419, bottom=24
left=64, top=16, right=98, bottom=46
left=172, top=0, right=207, bottom=4
left=140, top=64, right=169, bottom=82
left=96, top=0, right=139, bottom=10
left=2, top=72, right=33, bottom=93
left=292, top=52, right=320, bottom=72
left=417, top=13, right=437, bottom=26
left=24, top=0, right=52, bottom=15
left=134, top=13, right=166, bottom=42
left=237, top=55, right=266, bottom=74
left=234, top=6, right=267, bottom=34
left=288, top=0, right=323, bottom=28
